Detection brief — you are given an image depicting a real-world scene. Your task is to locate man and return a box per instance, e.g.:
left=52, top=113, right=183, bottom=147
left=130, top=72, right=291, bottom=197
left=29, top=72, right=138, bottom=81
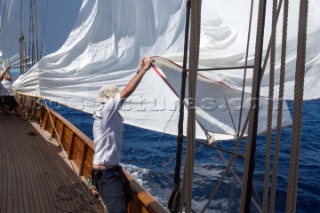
left=91, top=57, right=153, bottom=213
left=0, top=65, right=10, bottom=78
left=0, top=66, right=20, bottom=114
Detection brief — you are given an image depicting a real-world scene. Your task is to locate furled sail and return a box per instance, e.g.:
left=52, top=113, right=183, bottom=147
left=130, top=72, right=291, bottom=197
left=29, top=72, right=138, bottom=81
left=13, top=0, right=320, bottom=140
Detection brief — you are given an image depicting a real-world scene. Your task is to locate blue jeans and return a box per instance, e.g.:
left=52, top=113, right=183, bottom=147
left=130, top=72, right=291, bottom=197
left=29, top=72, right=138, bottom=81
left=93, top=166, right=131, bottom=213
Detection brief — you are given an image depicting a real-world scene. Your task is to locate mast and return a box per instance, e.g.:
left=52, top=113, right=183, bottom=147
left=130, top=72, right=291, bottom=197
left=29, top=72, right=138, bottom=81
left=29, top=0, right=34, bottom=67
left=19, top=0, right=25, bottom=74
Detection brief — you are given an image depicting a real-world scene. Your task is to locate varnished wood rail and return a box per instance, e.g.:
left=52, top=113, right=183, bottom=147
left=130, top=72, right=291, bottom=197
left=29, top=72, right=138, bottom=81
left=20, top=94, right=169, bottom=213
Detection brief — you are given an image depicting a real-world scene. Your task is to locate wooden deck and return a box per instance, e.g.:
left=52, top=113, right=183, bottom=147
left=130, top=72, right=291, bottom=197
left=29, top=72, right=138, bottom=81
left=0, top=113, right=100, bottom=212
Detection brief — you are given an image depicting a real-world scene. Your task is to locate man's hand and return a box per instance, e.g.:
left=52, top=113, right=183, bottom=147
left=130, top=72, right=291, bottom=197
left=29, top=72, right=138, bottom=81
left=120, top=57, right=154, bottom=100
left=139, top=57, right=146, bottom=70
left=139, top=57, right=154, bottom=72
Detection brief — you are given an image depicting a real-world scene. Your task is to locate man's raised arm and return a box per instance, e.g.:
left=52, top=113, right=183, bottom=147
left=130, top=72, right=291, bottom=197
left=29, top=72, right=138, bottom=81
left=120, top=57, right=154, bottom=100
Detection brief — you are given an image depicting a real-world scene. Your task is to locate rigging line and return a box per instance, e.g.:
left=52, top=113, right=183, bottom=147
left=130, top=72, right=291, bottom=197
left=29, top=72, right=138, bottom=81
left=235, top=0, right=284, bottom=145
left=181, top=0, right=202, bottom=211
left=220, top=0, right=285, bottom=211
left=195, top=65, right=254, bottom=72
left=8, top=22, right=12, bottom=65
left=200, top=148, right=262, bottom=213
left=39, top=0, right=48, bottom=59
left=147, top=108, right=178, bottom=173
left=31, top=0, right=36, bottom=64
left=262, top=0, right=278, bottom=212
left=148, top=111, right=175, bottom=170
left=199, top=97, right=262, bottom=212
left=141, top=109, right=178, bottom=207
left=28, top=0, right=32, bottom=68
left=20, top=0, right=24, bottom=33
left=20, top=0, right=25, bottom=74
left=24, top=41, right=27, bottom=70
left=196, top=139, right=245, bottom=157
left=43, top=102, right=101, bottom=211
left=261, top=0, right=284, bottom=78
left=240, top=0, right=282, bottom=211
left=230, top=0, right=255, bottom=211
left=231, top=120, right=261, bottom=209
left=33, top=0, right=40, bottom=61
left=192, top=117, right=214, bottom=144
left=229, top=2, right=285, bottom=210
left=269, top=1, right=288, bottom=212
left=0, top=0, right=9, bottom=35
left=223, top=94, right=237, bottom=135
left=200, top=151, right=235, bottom=213
left=217, top=150, right=263, bottom=213
left=239, top=0, right=268, bottom=212
left=224, top=93, right=263, bottom=208
left=168, top=0, right=191, bottom=212
left=286, top=0, right=309, bottom=212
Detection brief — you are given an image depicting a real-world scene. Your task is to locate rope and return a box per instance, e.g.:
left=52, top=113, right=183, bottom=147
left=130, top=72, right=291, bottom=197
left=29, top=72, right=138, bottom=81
left=226, top=0, right=285, bottom=210
left=217, top=150, right=263, bottom=213
left=147, top=109, right=178, bottom=208
left=200, top=150, right=261, bottom=213
left=199, top=137, right=262, bottom=212
left=286, top=0, right=309, bottom=212
left=169, top=1, right=191, bottom=211
left=229, top=1, right=255, bottom=210
left=262, top=0, right=278, bottom=212
left=0, top=0, right=9, bottom=35
left=180, top=0, right=202, bottom=212
left=229, top=1, right=285, bottom=209
left=33, top=0, right=40, bottom=61
left=269, top=0, right=289, bottom=212
left=239, top=0, right=267, bottom=212
left=200, top=153, right=235, bottom=213
left=39, top=0, right=48, bottom=59
left=20, top=0, right=26, bottom=74
left=44, top=103, right=104, bottom=212
left=54, top=183, right=103, bottom=213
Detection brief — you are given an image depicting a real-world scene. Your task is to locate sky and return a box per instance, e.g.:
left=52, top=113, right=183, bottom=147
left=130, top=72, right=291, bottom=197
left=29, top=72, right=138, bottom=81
left=0, top=0, right=82, bottom=62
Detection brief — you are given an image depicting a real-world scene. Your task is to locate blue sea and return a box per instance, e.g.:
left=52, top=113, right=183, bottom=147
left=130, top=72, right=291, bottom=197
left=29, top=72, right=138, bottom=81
left=47, top=99, right=320, bottom=213
left=10, top=70, right=320, bottom=212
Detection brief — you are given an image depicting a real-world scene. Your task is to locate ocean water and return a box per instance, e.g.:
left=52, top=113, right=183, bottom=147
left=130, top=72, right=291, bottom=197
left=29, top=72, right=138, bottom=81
left=47, top=99, right=320, bottom=213
left=8, top=69, right=320, bottom=212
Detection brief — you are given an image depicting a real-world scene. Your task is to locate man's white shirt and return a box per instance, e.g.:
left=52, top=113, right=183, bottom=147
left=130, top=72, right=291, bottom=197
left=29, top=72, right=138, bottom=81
left=93, top=94, right=123, bottom=165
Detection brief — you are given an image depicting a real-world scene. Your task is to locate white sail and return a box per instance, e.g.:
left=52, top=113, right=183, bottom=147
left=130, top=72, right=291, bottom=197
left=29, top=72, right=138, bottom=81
left=13, top=0, right=320, bottom=140
left=151, top=57, right=292, bottom=140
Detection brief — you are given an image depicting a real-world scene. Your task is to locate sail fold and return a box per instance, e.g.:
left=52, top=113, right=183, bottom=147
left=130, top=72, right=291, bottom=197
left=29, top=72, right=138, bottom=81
left=12, top=0, right=320, bottom=140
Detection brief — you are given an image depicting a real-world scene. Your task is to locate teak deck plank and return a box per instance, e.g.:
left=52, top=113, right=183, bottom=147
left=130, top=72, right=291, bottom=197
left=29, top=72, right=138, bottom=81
left=0, top=113, right=85, bottom=212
